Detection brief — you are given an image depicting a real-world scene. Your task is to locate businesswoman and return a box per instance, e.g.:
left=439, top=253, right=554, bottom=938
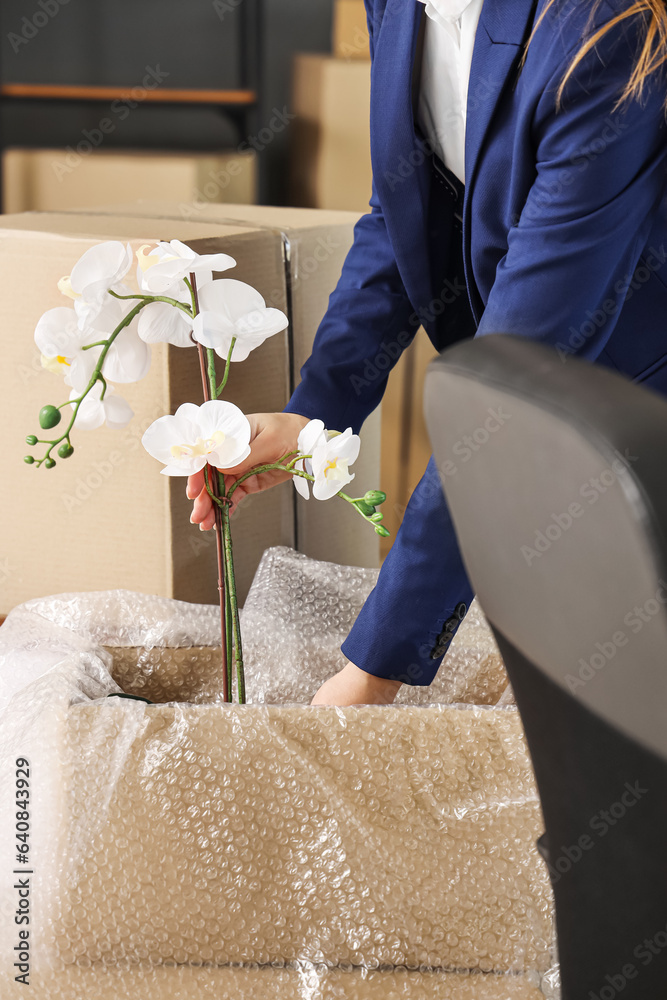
left=189, top=0, right=667, bottom=705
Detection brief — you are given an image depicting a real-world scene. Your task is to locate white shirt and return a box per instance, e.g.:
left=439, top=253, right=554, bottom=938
left=416, top=0, right=485, bottom=184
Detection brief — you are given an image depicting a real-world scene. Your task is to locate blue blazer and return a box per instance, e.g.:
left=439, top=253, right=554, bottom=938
left=286, top=0, right=667, bottom=685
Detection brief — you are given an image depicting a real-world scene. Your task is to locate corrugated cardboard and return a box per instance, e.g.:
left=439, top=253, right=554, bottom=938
left=2, top=148, right=257, bottom=213
left=2, top=963, right=547, bottom=999
left=0, top=203, right=380, bottom=612
left=46, top=701, right=551, bottom=973
left=333, top=0, right=371, bottom=59
left=291, top=55, right=372, bottom=212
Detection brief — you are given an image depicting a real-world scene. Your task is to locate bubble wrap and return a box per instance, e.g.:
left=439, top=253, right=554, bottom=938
left=0, top=547, right=554, bottom=1000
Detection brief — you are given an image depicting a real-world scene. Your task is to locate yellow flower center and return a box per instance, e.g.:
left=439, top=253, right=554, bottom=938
left=57, top=275, right=80, bottom=300
left=324, top=457, right=348, bottom=480
left=171, top=431, right=225, bottom=461
left=41, top=353, right=71, bottom=374
left=136, top=244, right=163, bottom=272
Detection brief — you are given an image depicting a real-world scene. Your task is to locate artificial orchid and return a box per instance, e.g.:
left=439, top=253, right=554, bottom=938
left=142, top=401, right=251, bottom=477
left=311, top=427, right=360, bottom=501
left=136, top=239, right=236, bottom=295
left=69, top=383, right=133, bottom=431
left=192, top=279, right=289, bottom=362
left=292, top=419, right=328, bottom=499
left=25, top=238, right=390, bottom=704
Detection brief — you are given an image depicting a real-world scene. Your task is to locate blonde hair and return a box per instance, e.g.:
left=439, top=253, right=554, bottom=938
left=526, top=0, right=667, bottom=110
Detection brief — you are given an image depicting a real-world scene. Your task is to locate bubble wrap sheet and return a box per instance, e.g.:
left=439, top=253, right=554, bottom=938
left=0, top=547, right=554, bottom=999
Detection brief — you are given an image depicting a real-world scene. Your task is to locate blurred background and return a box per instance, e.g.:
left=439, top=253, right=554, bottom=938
left=0, top=0, right=434, bottom=562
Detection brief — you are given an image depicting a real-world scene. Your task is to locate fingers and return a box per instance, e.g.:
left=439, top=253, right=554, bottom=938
left=190, top=483, right=214, bottom=528
left=186, top=468, right=205, bottom=501
left=216, top=413, right=289, bottom=478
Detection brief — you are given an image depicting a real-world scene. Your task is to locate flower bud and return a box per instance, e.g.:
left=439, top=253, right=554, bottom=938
left=355, top=500, right=375, bottom=516
left=39, top=405, right=61, bottom=430
left=364, top=490, right=386, bottom=506
left=26, top=435, right=38, bottom=446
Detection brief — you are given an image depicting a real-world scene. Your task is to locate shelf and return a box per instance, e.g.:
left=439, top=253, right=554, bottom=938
left=0, top=83, right=257, bottom=106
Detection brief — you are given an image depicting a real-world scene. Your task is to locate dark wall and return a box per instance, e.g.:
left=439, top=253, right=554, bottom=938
left=0, top=0, right=333, bottom=204
left=259, top=0, right=333, bottom=204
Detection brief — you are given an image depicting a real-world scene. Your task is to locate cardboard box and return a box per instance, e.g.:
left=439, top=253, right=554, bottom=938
left=0, top=203, right=380, bottom=613
left=0, top=569, right=552, bottom=993
left=333, top=0, right=371, bottom=59
left=2, top=148, right=257, bottom=214
left=291, top=55, right=372, bottom=212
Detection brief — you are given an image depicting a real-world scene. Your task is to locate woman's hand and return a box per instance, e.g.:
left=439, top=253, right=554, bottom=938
left=311, top=661, right=403, bottom=706
left=187, top=411, right=311, bottom=529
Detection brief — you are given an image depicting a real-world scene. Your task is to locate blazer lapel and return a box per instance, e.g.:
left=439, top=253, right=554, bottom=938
left=371, top=0, right=432, bottom=311
left=463, top=0, right=539, bottom=319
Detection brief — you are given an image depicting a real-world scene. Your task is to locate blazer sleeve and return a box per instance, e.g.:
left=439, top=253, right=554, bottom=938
left=476, top=9, right=667, bottom=357
left=284, top=3, right=418, bottom=434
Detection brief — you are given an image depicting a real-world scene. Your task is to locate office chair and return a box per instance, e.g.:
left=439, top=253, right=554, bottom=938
left=424, top=335, right=667, bottom=1000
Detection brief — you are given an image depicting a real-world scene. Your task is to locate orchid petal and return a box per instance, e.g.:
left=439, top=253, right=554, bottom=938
left=137, top=301, right=195, bottom=348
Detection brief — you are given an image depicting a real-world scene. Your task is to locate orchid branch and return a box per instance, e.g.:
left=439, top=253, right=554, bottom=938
left=27, top=297, right=152, bottom=467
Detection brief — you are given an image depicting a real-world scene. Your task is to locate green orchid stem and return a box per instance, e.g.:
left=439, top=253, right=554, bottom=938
left=109, top=289, right=194, bottom=318
left=215, top=338, right=236, bottom=397
left=206, top=348, right=217, bottom=398
left=192, top=266, right=240, bottom=704
left=222, top=459, right=390, bottom=534
left=204, top=464, right=240, bottom=703
left=34, top=298, right=153, bottom=467
left=221, top=500, right=244, bottom=703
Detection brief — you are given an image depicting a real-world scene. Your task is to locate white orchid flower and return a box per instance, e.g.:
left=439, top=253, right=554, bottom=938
left=63, top=242, right=134, bottom=331
left=291, top=419, right=328, bottom=500
left=192, top=279, right=288, bottom=362
left=35, top=305, right=151, bottom=391
left=141, top=400, right=251, bottom=477
left=69, top=383, right=133, bottom=431
left=311, top=427, right=361, bottom=501
left=34, top=307, right=91, bottom=385
left=137, top=284, right=194, bottom=348
left=136, top=240, right=236, bottom=296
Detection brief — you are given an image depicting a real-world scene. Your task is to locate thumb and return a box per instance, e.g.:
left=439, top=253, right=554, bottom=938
left=217, top=413, right=293, bottom=477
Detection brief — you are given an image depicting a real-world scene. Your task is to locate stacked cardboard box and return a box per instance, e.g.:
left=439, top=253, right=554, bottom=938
left=290, top=54, right=371, bottom=213
left=0, top=202, right=381, bottom=613
left=333, top=0, right=371, bottom=59
left=2, top=148, right=257, bottom=214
